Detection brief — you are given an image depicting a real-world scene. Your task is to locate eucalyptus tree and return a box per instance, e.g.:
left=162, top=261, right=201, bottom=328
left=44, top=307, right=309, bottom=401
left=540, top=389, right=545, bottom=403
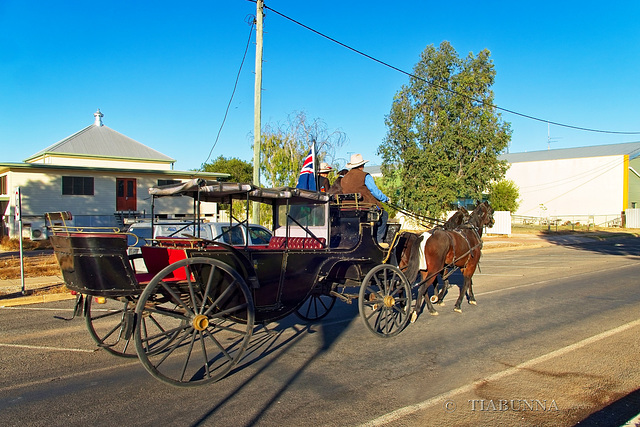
left=379, top=41, right=511, bottom=217
left=259, top=111, right=346, bottom=187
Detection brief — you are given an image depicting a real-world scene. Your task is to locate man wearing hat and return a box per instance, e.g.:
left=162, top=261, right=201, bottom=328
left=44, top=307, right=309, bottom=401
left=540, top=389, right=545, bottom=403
left=341, top=153, right=391, bottom=247
left=317, top=162, right=332, bottom=193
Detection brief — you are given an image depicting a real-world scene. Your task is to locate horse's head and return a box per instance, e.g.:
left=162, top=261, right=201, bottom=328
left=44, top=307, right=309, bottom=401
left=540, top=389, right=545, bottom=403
left=484, top=202, right=495, bottom=228
left=443, top=206, right=470, bottom=230
left=470, top=201, right=494, bottom=229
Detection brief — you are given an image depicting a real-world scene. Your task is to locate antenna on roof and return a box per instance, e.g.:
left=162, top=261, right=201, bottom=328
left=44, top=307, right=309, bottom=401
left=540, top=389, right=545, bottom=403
left=94, top=109, right=104, bottom=127
left=547, top=122, right=561, bottom=150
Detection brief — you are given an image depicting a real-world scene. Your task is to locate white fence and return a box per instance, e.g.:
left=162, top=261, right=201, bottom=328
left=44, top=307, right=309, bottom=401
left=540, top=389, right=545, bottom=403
left=485, top=211, right=511, bottom=235
left=626, top=209, right=640, bottom=228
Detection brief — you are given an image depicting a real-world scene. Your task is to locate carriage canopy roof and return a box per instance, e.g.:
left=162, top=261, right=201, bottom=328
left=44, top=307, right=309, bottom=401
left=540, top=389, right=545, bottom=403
left=148, top=179, right=330, bottom=204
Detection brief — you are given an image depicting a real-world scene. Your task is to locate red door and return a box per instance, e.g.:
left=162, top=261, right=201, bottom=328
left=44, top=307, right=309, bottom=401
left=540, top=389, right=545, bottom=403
left=116, top=178, right=137, bottom=211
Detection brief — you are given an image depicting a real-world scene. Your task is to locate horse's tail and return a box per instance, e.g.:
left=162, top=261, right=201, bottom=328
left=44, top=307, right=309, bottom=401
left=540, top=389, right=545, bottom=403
left=397, top=231, right=423, bottom=284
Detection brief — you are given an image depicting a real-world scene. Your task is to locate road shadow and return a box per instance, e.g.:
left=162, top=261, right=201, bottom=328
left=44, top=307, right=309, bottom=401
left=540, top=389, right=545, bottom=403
left=190, top=299, right=360, bottom=426
left=575, top=387, right=640, bottom=426
left=538, top=232, right=640, bottom=257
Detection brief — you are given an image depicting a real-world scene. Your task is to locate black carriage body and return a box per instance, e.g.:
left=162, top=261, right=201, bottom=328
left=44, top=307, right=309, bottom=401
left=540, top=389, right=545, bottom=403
left=48, top=180, right=394, bottom=321
left=46, top=181, right=412, bottom=386
left=50, top=233, right=141, bottom=297
left=190, top=220, right=387, bottom=323
left=51, top=180, right=395, bottom=314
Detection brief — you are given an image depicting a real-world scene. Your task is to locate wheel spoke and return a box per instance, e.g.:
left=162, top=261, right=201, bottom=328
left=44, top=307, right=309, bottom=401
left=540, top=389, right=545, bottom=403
left=153, top=326, right=194, bottom=369
left=180, top=331, right=197, bottom=382
left=186, top=264, right=199, bottom=315
left=207, top=302, right=248, bottom=320
left=202, top=279, right=238, bottom=317
left=199, top=330, right=211, bottom=379
left=200, top=264, right=217, bottom=313
left=207, top=319, right=252, bottom=335
left=160, top=281, right=194, bottom=316
left=203, top=328, right=234, bottom=362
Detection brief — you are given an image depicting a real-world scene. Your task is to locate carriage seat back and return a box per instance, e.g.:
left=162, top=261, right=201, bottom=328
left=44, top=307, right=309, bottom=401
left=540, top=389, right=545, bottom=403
left=50, top=233, right=141, bottom=297
left=267, top=236, right=326, bottom=250
left=140, top=246, right=188, bottom=280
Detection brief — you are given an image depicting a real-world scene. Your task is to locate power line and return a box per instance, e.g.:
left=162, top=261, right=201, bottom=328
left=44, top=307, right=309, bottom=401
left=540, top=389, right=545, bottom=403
left=200, top=16, right=256, bottom=171
left=262, top=3, right=640, bottom=136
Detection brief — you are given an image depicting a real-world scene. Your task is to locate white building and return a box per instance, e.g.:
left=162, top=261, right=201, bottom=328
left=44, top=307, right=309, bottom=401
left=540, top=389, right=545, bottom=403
left=500, top=141, right=640, bottom=226
left=0, top=110, right=227, bottom=239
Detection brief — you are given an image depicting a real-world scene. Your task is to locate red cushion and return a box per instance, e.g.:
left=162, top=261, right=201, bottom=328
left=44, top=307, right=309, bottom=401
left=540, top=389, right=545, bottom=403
left=267, top=236, right=325, bottom=249
left=140, top=246, right=188, bottom=279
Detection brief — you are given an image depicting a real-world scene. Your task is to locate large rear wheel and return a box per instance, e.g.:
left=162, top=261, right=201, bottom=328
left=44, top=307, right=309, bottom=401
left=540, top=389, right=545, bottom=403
left=134, top=257, right=255, bottom=387
left=358, top=264, right=412, bottom=338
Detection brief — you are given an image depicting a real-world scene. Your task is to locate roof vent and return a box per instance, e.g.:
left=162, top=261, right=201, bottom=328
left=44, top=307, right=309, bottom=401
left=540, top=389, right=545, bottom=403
left=94, top=109, right=104, bottom=126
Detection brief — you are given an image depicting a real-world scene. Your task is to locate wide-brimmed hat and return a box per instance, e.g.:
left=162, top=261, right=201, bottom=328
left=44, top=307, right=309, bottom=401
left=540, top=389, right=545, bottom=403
left=346, top=153, right=369, bottom=169
left=318, top=162, right=333, bottom=173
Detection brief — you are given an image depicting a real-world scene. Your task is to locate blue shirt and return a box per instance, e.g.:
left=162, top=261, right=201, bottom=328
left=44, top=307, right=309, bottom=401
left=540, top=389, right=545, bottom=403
left=364, top=174, right=389, bottom=203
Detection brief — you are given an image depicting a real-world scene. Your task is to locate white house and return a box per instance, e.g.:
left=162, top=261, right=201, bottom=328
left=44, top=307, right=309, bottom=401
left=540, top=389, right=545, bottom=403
left=0, top=110, right=227, bottom=239
left=500, top=141, right=640, bottom=226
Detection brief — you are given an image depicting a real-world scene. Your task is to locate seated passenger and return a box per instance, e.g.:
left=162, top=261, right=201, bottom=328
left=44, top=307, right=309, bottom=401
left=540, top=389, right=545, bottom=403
left=340, top=154, right=390, bottom=246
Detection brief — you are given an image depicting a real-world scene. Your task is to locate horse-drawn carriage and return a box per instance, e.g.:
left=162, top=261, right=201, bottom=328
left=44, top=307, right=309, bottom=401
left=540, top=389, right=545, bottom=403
left=47, top=179, right=414, bottom=387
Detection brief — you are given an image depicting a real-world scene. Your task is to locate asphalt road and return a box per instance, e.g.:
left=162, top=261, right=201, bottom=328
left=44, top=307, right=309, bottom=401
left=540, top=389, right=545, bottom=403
left=0, top=237, right=639, bottom=427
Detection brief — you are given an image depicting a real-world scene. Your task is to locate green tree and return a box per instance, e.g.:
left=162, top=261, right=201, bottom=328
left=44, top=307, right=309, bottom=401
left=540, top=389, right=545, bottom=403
left=379, top=41, right=511, bottom=218
left=488, top=179, right=520, bottom=212
left=201, top=156, right=255, bottom=223
left=201, top=156, right=253, bottom=183
left=259, top=111, right=346, bottom=187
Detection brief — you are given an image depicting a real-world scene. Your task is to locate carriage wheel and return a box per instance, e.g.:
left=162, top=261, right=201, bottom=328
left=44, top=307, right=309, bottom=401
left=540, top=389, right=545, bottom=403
left=295, top=293, right=337, bottom=322
left=85, top=296, right=138, bottom=358
left=358, top=264, right=412, bottom=338
left=134, top=257, right=255, bottom=387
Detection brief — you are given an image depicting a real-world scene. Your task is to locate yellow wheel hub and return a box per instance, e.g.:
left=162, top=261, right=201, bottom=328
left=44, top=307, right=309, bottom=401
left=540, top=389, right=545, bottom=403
left=192, top=314, right=210, bottom=331
left=383, top=295, right=396, bottom=308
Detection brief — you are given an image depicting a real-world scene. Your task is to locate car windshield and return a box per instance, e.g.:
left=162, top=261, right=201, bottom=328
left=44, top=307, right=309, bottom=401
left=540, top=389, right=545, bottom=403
left=249, top=227, right=271, bottom=245
left=220, top=226, right=245, bottom=245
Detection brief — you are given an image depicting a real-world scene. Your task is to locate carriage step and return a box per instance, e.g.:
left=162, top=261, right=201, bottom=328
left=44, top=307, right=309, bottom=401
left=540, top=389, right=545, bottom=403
left=330, top=291, right=358, bottom=304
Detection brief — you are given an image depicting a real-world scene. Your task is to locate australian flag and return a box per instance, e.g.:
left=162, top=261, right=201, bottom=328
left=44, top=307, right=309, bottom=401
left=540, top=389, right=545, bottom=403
left=296, top=148, right=316, bottom=191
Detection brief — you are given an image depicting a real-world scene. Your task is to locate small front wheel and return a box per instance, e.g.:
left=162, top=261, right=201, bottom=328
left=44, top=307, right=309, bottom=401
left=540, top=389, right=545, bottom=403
left=85, top=296, right=138, bottom=358
left=295, top=293, right=336, bottom=322
left=358, top=265, right=412, bottom=338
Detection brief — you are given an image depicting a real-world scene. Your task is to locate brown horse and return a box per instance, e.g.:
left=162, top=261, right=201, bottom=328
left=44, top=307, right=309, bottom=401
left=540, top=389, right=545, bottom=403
left=410, top=202, right=494, bottom=321
left=395, top=206, right=471, bottom=315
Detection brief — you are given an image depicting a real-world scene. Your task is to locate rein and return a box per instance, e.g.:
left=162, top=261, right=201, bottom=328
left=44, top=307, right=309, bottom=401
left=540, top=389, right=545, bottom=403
left=388, top=203, right=445, bottom=228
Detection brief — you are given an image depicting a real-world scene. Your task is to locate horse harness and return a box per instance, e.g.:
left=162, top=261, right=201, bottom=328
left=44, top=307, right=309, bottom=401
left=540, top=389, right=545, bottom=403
left=446, top=225, right=482, bottom=263
left=414, top=225, right=484, bottom=287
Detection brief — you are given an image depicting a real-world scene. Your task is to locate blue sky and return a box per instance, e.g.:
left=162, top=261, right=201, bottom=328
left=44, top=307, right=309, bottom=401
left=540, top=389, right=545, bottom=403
left=2, top=0, right=639, bottom=173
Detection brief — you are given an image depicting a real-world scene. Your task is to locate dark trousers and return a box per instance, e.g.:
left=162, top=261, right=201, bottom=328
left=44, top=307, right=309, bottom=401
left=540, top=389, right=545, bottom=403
left=377, top=209, right=389, bottom=243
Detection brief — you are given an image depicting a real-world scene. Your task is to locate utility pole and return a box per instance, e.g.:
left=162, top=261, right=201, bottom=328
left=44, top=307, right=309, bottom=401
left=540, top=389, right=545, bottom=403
left=252, top=0, right=264, bottom=224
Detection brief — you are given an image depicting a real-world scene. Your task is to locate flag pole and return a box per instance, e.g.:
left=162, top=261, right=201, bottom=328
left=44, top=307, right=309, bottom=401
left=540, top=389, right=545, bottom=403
left=312, top=138, right=317, bottom=191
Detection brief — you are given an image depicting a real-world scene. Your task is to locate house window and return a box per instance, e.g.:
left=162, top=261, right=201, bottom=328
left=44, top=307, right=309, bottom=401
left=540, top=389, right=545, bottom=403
left=0, top=175, right=6, bottom=195
left=157, top=179, right=181, bottom=186
left=62, top=176, right=94, bottom=195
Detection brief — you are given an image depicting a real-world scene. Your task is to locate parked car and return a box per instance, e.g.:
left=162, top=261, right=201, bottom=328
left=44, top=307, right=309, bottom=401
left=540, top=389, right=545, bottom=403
left=126, top=220, right=272, bottom=247
left=126, top=220, right=272, bottom=271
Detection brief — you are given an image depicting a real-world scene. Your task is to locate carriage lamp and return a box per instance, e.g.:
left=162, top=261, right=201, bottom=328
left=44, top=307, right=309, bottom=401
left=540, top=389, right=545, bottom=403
left=95, top=297, right=107, bottom=304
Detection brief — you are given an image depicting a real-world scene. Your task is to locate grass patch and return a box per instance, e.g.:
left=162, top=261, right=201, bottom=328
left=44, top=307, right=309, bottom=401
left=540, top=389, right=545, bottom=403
left=0, top=237, right=52, bottom=251
left=0, top=254, right=61, bottom=280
